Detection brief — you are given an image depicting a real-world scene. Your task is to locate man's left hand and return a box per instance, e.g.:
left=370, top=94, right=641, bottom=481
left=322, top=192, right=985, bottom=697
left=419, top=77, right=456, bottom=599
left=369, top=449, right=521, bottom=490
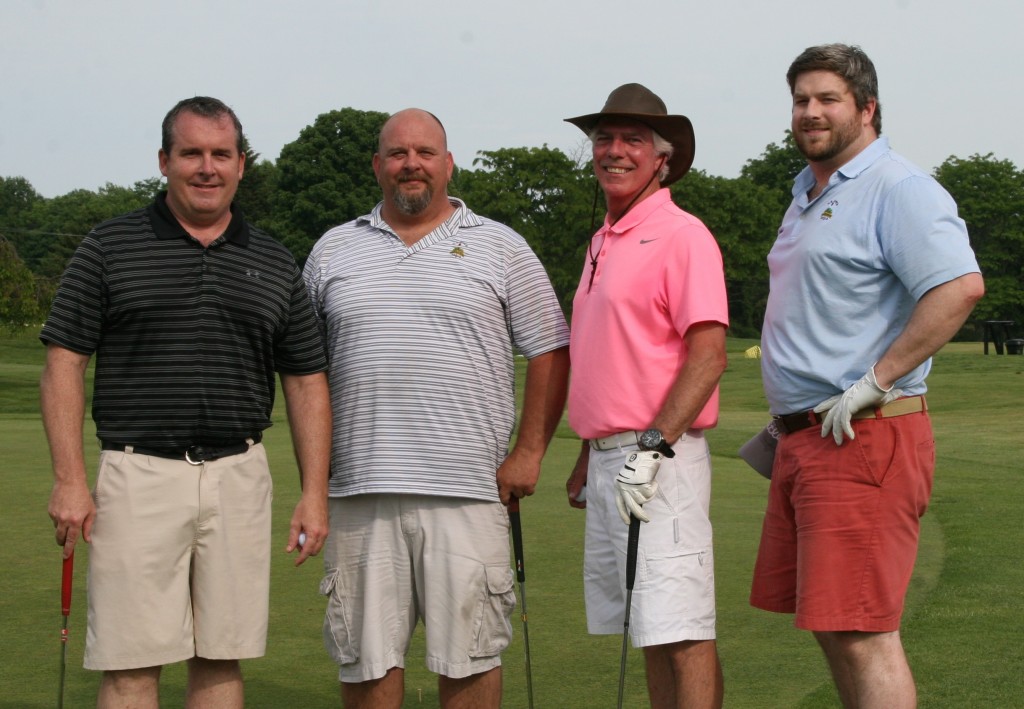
left=813, top=366, right=902, bottom=445
left=614, top=451, right=663, bottom=524
left=287, top=493, right=328, bottom=566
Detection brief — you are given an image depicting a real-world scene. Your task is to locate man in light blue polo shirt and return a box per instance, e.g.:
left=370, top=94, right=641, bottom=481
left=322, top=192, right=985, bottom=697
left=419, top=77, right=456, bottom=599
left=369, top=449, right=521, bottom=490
left=750, top=44, right=984, bottom=709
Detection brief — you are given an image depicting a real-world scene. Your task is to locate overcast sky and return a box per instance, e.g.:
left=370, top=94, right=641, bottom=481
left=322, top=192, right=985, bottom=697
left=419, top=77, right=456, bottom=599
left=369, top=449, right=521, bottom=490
left=2, top=0, right=1021, bottom=198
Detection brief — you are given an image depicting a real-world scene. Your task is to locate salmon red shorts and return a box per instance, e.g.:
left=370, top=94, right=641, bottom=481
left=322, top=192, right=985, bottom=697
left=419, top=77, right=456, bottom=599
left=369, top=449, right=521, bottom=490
left=750, top=411, right=934, bottom=631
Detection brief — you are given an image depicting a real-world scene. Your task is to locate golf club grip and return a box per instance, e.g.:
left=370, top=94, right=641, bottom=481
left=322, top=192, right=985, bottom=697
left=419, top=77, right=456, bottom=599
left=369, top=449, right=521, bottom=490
left=625, top=516, right=640, bottom=590
left=509, top=499, right=526, bottom=583
left=61, top=552, right=74, bottom=616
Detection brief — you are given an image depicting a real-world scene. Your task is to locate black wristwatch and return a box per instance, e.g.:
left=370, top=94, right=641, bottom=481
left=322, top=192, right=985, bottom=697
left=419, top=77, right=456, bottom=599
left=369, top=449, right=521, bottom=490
left=639, top=428, right=676, bottom=458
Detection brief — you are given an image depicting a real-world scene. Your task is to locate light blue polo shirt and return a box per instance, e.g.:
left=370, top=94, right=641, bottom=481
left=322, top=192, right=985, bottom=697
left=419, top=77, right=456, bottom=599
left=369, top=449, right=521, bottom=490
left=761, top=137, right=980, bottom=414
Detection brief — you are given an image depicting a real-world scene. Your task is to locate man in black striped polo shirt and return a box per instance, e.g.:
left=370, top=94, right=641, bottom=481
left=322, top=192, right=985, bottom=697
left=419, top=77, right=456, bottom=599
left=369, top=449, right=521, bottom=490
left=41, top=96, right=331, bottom=709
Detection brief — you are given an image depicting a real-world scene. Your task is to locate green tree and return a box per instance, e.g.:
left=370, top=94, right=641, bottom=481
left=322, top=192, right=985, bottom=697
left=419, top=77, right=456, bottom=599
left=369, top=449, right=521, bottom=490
left=235, top=143, right=279, bottom=231
left=672, top=171, right=781, bottom=337
left=740, top=130, right=804, bottom=216
left=0, top=176, right=45, bottom=271
left=28, top=182, right=156, bottom=279
left=269, top=108, right=388, bottom=262
left=0, top=234, right=46, bottom=330
left=452, top=146, right=596, bottom=309
left=934, top=154, right=1024, bottom=331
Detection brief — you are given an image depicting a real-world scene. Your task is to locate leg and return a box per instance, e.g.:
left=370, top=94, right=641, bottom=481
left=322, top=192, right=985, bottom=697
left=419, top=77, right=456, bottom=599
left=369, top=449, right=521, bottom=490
left=644, top=639, right=723, bottom=709
left=97, top=666, right=161, bottom=709
left=341, top=667, right=404, bottom=709
left=814, top=630, right=916, bottom=709
left=438, top=667, right=502, bottom=709
left=185, top=658, right=244, bottom=709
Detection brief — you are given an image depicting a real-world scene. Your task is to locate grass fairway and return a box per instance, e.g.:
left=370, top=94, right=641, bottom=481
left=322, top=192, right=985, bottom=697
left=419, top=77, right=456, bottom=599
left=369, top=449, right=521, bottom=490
left=1, top=332, right=1021, bottom=707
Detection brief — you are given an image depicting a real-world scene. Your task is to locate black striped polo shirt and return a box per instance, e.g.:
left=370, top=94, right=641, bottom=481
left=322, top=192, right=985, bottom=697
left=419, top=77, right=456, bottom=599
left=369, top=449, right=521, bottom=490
left=40, top=193, right=327, bottom=448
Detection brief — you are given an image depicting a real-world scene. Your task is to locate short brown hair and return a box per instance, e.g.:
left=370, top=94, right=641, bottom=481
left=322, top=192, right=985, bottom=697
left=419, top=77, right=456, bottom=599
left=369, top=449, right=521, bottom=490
left=787, top=44, right=882, bottom=134
left=162, top=96, right=244, bottom=154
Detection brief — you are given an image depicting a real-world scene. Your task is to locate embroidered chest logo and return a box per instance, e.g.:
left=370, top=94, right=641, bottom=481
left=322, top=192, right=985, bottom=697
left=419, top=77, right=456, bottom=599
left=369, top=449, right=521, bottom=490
left=819, top=199, right=839, bottom=221
left=246, top=269, right=262, bottom=279
left=449, top=243, right=466, bottom=258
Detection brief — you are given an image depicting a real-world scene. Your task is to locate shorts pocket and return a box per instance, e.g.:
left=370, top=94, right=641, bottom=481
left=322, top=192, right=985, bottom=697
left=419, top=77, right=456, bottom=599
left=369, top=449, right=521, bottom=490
left=320, top=569, right=358, bottom=665
left=470, top=564, right=515, bottom=658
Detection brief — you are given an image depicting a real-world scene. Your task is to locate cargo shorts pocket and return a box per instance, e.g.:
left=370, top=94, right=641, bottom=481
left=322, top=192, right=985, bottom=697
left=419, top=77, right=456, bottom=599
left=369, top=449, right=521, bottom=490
left=320, top=568, right=358, bottom=665
left=470, top=564, right=516, bottom=658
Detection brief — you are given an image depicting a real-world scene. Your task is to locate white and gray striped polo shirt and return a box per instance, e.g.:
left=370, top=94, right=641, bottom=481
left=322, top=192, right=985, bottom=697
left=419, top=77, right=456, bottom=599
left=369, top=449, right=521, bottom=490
left=304, top=198, right=569, bottom=501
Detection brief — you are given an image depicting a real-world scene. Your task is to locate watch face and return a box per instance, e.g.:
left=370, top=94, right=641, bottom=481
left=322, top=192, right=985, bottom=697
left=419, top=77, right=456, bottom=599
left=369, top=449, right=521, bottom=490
left=640, top=429, right=662, bottom=450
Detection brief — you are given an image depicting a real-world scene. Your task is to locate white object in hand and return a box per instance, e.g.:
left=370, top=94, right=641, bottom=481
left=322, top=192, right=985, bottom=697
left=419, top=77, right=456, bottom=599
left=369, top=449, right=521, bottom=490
left=298, top=532, right=307, bottom=548
left=574, top=486, right=587, bottom=502
left=813, top=365, right=902, bottom=445
left=614, top=451, right=663, bottom=524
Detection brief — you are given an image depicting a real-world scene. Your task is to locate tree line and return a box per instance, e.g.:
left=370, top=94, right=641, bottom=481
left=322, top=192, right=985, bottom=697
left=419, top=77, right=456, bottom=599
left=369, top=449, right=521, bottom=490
left=2, top=107, right=1021, bottom=338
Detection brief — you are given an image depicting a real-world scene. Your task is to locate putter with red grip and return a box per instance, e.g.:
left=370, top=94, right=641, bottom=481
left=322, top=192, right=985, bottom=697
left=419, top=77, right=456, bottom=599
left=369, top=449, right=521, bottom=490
left=508, top=498, right=535, bottom=709
left=58, top=551, right=74, bottom=709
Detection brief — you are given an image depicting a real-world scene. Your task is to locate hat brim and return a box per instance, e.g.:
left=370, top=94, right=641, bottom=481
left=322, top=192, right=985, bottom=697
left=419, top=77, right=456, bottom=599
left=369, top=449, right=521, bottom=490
left=565, top=111, right=695, bottom=186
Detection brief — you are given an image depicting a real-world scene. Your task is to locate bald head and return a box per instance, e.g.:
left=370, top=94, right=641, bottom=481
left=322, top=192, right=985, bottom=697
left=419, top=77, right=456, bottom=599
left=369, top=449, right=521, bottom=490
left=373, top=107, right=455, bottom=223
left=378, top=108, right=448, bottom=153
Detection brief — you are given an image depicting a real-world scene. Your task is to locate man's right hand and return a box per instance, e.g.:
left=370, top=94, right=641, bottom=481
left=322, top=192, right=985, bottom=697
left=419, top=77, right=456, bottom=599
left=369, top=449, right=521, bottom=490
left=566, top=443, right=590, bottom=509
left=48, top=479, right=95, bottom=558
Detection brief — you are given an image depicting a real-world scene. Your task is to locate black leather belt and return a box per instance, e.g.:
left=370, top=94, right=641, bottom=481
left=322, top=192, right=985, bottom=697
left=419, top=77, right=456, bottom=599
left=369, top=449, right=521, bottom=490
left=102, top=432, right=261, bottom=465
left=773, top=396, right=927, bottom=434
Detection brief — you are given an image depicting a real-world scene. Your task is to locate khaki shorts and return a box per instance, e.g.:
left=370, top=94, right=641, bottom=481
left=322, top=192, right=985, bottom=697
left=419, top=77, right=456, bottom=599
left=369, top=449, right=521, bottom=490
left=584, top=431, right=717, bottom=647
left=84, top=443, right=272, bottom=670
left=320, top=494, right=515, bottom=682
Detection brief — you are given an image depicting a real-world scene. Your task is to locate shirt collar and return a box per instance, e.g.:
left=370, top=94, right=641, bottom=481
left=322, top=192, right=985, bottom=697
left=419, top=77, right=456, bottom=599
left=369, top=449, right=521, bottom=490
left=599, top=187, right=672, bottom=237
left=359, top=196, right=484, bottom=233
left=149, top=191, right=250, bottom=246
left=792, top=136, right=891, bottom=201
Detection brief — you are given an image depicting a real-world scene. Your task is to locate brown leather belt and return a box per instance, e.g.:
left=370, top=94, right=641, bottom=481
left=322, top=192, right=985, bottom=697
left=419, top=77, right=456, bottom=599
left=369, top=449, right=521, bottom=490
left=773, top=396, right=927, bottom=435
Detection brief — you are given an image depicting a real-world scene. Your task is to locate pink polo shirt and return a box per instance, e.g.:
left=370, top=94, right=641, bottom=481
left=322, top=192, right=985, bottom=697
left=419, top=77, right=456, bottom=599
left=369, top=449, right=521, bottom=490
left=568, top=189, right=728, bottom=440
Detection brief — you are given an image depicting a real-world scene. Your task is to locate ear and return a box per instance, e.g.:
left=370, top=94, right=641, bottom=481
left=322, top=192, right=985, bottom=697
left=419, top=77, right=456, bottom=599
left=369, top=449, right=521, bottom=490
left=158, top=149, right=169, bottom=177
left=445, top=151, right=454, bottom=181
left=237, top=151, right=245, bottom=180
left=862, top=98, right=878, bottom=127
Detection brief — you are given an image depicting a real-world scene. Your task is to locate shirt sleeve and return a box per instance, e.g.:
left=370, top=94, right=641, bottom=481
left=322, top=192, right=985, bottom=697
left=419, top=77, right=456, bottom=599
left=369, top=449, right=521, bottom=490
left=39, top=234, right=105, bottom=355
left=505, top=241, right=570, bottom=359
left=666, top=222, right=730, bottom=336
left=878, top=175, right=980, bottom=300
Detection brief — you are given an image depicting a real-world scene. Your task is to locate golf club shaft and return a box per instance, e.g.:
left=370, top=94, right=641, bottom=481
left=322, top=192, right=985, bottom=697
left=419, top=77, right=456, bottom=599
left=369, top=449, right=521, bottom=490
left=58, top=551, right=74, bottom=709
left=617, top=515, right=641, bottom=709
left=508, top=498, right=535, bottom=709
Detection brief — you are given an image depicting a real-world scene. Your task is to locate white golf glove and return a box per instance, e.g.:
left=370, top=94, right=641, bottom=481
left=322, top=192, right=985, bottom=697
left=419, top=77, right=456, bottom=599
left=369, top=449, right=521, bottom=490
left=813, top=366, right=902, bottom=446
left=614, top=451, right=663, bottom=524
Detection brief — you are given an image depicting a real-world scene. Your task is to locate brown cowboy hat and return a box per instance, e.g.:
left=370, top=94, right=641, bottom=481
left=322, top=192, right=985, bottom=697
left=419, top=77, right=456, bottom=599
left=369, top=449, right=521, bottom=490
left=564, top=83, right=695, bottom=186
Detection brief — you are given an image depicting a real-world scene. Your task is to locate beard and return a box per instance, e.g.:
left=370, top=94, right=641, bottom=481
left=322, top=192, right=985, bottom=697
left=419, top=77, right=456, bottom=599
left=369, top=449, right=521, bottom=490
left=392, top=178, right=433, bottom=216
left=794, top=114, right=862, bottom=164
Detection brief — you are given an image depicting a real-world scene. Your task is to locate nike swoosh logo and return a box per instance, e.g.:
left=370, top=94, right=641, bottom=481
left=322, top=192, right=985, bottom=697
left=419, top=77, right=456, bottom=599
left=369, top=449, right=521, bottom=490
left=639, top=239, right=659, bottom=244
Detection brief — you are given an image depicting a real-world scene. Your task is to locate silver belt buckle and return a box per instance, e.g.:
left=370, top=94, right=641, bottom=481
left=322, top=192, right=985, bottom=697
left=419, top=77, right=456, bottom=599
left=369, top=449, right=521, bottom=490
left=184, top=447, right=204, bottom=466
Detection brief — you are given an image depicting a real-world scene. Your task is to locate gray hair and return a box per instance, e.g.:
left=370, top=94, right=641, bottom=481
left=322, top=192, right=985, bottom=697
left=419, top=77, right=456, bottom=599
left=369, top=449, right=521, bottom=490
left=588, top=123, right=675, bottom=183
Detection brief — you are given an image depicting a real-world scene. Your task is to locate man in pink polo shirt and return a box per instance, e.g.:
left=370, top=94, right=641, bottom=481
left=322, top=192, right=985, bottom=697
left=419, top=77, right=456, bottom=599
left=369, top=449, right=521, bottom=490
left=564, top=84, right=729, bottom=709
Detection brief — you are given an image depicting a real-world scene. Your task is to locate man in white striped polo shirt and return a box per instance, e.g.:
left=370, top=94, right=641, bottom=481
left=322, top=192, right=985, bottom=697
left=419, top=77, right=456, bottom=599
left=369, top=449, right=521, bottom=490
left=304, top=108, right=570, bottom=708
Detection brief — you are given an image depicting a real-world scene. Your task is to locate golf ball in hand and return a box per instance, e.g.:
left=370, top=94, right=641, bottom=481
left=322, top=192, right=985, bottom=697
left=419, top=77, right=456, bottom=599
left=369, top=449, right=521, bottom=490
left=298, top=532, right=307, bottom=548
left=574, top=486, right=587, bottom=502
